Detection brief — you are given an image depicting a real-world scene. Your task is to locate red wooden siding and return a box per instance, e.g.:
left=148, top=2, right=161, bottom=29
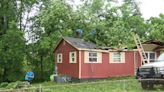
left=55, top=40, right=79, bottom=78
left=81, top=52, right=109, bottom=78
left=80, top=51, right=137, bottom=79
left=135, top=52, right=141, bottom=67
left=108, top=52, right=135, bottom=77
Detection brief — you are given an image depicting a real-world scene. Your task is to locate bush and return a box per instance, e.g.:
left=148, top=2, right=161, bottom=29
left=0, top=82, right=9, bottom=88
left=6, top=81, right=30, bottom=89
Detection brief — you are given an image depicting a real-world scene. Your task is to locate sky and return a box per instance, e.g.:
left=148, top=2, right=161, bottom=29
left=70, top=0, right=164, bottom=19
left=138, top=0, right=164, bottom=19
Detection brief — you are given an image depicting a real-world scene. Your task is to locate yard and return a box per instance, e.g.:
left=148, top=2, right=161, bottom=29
left=1, top=77, right=164, bottom=92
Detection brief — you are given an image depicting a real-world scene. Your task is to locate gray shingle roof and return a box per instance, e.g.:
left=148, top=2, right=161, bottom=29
left=63, top=37, right=97, bottom=49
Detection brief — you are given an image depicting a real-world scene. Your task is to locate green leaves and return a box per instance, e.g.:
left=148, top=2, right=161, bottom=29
left=0, top=0, right=164, bottom=82
left=0, top=26, right=25, bottom=81
left=147, top=14, right=164, bottom=41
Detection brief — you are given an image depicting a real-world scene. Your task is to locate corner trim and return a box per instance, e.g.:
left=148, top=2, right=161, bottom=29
left=79, top=51, right=82, bottom=79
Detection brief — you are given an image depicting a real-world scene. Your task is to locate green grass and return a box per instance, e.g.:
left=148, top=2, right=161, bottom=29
left=41, top=80, right=140, bottom=92
left=31, top=77, right=164, bottom=92
left=1, top=77, right=164, bottom=92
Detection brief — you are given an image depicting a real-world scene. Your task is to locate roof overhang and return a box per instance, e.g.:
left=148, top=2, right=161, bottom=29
left=142, top=44, right=159, bottom=51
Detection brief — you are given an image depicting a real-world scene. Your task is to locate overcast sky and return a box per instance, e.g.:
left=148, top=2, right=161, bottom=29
left=138, top=0, right=164, bottom=19
left=71, top=0, right=164, bottom=19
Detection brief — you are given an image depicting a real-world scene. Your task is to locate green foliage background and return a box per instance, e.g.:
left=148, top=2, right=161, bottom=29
left=0, top=0, right=163, bottom=82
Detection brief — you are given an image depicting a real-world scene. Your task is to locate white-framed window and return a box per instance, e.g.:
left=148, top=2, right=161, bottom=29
left=145, top=52, right=156, bottom=62
left=69, top=52, right=77, bottom=63
left=84, top=51, right=102, bottom=63
left=89, top=52, right=98, bottom=62
left=110, top=52, right=125, bottom=63
left=57, top=53, right=62, bottom=63
left=113, top=52, right=121, bottom=62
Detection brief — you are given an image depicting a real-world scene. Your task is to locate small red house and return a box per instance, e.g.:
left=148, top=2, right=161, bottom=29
left=54, top=37, right=164, bottom=80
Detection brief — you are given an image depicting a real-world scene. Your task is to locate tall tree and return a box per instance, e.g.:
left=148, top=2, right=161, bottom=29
left=0, top=0, right=39, bottom=82
left=147, top=14, right=164, bottom=41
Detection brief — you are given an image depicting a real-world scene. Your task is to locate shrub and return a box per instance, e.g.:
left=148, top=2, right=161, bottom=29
left=6, top=81, right=30, bottom=89
left=0, top=82, right=9, bottom=88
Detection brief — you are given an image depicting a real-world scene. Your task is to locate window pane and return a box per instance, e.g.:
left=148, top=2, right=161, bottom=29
left=114, top=60, right=121, bottom=62
left=89, top=58, right=97, bottom=62
left=71, top=53, right=74, bottom=57
left=114, top=52, right=121, bottom=57
left=114, top=58, right=121, bottom=61
left=149, top=53, right=155, bottom=59
left=89, top=52, right=98, bottom=62
left=72, top=58, right=74, bottom=62
left=89, top=53, right=97, bottom=57
left=113, top=52, right=121, bottom=62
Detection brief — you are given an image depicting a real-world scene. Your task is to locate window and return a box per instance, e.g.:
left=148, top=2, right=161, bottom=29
left=145, top=52, right=156, bottom=62
left=89, top=52, right=97, bottom=62
left=113, top=52, right=121, bottom=62
left=57, top=53, right=62, bottom=63
left=69, top=52, right=76, bottom=63
left=110, top=52, right=125, bottom=63
left=84, top=51, right=102, bottom=63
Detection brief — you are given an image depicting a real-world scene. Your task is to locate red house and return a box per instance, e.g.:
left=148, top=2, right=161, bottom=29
left=54, top=37, right=164, bottom=80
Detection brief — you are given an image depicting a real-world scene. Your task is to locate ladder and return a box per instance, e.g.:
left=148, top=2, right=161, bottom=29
left=133, top=33, right=149, bottom=65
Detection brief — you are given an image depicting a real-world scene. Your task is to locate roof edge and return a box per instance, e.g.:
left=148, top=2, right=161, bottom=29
left=78, top=48, right=138, bottom=52
left=53, top=37, right=80, bottom=53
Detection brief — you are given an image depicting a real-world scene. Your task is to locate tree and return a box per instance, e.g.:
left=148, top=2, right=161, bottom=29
left=0, top=0, right=39, bottom=82
left=26, top=0, right=76, bottom=81
left=0, top=22, right=25, bottom=82
left=147, top=14, right=164, bottom=41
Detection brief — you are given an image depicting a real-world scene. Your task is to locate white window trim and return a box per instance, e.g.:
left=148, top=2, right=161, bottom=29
left=110, top=52, right=125, bottom=63
left=84, top=51, right=102, bottom=63
left=57, top=53, right=62, bottom=63
left=69, top=51, right=77, bottom=63
left=145, top=51, right=156, bottom=62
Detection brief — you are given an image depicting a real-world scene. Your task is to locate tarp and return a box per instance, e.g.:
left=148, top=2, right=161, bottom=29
left=25, top=71, right=34, bottom=81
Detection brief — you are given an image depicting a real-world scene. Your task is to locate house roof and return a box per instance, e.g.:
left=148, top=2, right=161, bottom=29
left=63, top=37, right=97, bottom=49
left=143, top=40, right=164, bottom=46
left=54, top=37, right=137, bottom=52
left=139, top=40, right=164, bottom=51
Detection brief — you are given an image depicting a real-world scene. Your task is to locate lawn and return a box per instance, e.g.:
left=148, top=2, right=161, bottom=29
left=0, top=77, right=164, bottom=92
left=31, top=77, right=164, bottom=92
left=39, top=80, right=141, bottom=92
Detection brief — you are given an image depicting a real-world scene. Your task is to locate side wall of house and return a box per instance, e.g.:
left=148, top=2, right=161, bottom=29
left=80, top=51, right=137, bottom=79
left=55, top=40, right=79, bottom=78
left=156, top=51, right=161, bottom=58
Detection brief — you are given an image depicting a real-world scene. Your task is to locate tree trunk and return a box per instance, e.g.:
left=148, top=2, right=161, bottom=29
left=19, top=0, right=23, bottom=31
left=40, top=55, right=43, bottom=81
left=2, top=68, right=7, bottom=82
